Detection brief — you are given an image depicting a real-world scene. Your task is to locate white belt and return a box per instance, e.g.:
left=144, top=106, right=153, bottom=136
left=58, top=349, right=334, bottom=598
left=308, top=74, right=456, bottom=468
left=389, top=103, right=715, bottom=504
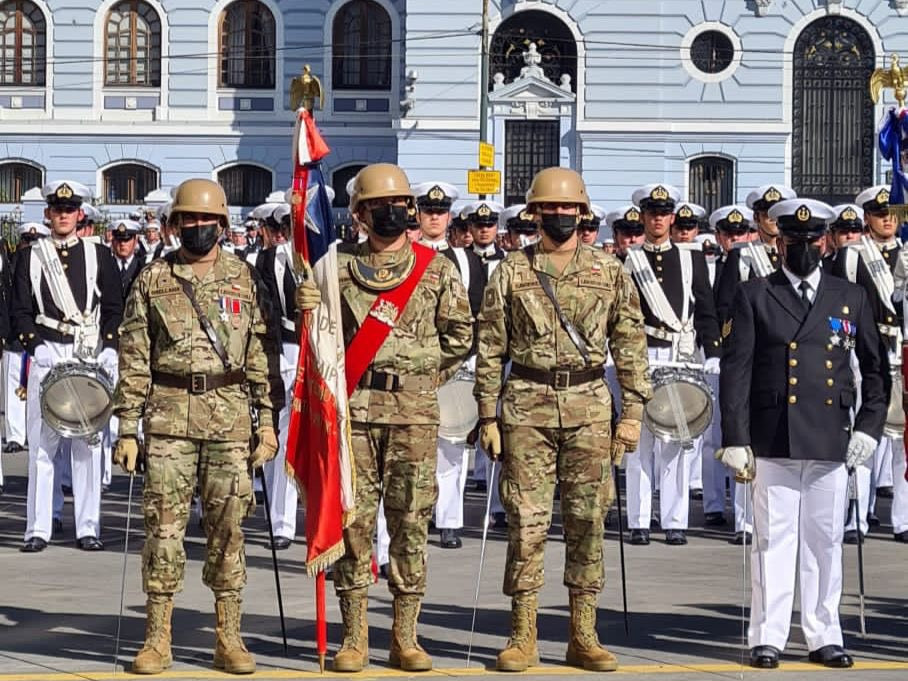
left=878, top=323, right=900, bottom=337
left=644, top=324, right=678, bottom=342
left=35, top=314, right=76, bottom=336
left=281, top=317, right=296, bottom=332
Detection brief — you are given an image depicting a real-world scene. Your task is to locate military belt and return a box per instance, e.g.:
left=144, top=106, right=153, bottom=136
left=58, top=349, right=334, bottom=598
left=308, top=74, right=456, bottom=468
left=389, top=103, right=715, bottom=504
left=153, top=369, right=246, bottom=394
left=510, top=363, right=604, bottom=390
left=359, top=369, right=435, bottom=392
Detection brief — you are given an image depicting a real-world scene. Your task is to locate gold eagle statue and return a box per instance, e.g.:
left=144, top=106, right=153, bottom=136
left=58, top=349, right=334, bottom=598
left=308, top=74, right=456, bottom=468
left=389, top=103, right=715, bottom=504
left=290, top=64, right=324, bottom=113
left=870, top=53, right=908, bottom=110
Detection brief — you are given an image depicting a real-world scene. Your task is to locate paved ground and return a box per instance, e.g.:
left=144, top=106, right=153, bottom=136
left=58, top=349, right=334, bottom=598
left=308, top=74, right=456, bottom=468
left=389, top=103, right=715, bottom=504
left=0, top=449, right=905, bottom=681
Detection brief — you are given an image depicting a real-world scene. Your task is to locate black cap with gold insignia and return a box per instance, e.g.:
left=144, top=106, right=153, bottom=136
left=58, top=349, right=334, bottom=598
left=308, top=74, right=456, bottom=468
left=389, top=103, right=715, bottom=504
left=413, top=181, right=459, bottom=211
left=607, top=205, right=645, bottom=234
left=855, top=185, right=891, bottom=214
left=828, top=203, right=865, bottom=232
left=768, top=199, right=835, bottom=239
left=465, top=200, right=504, bottom=225
left=633, top=184, right=682, bottom=212
left=709, top=205, right=753, bottom=233
left=112, top=219, right=142, bottom=241
left=746, top=184, right=796, bottom=212
left=674, top=202, right=706, bottom=229
left=43, top=180, right=91, bottom=208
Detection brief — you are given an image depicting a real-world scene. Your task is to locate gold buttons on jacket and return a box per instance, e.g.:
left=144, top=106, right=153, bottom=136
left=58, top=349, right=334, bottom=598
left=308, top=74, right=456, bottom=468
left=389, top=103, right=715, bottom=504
left=789, top=359, right=798, bottom=367
left=827, top=378, right=834, bottom=386
left=789, top=342, right=798, bottom=350
left=825, top=398, right=833, bottom=406
left=789, top=395, right=797, bottom=404
left=825, top=360, right=833, bottom=369
left=789, top=377, right=798, bottom=385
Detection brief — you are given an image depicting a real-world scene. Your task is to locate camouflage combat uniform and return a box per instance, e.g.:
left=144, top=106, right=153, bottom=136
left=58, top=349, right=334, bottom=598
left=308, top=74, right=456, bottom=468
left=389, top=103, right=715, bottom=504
left=113, top=248, right=279, bottom=595
left=333, top=240, right=473, bottom=596
left=476, top=244, right=651, bottom=597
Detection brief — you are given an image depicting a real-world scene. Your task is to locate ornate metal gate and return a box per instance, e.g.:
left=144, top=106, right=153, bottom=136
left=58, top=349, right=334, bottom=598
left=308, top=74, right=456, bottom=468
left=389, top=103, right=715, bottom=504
left=689, top=156, right=734, bottom=218
left=792, top=17, right=875, bottom=204
left=505, top=120, right=559, bottom=206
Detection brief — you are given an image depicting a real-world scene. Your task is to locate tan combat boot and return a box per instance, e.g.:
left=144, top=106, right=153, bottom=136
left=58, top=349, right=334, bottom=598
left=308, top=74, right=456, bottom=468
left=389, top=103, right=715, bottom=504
left=388, top=595, right=432, bottom=671
left=132, top=593, right=174, bottom=674
left=213, top=592, right=256, bottom=674
left=333, top=589, right=369, bottom=672
left=496, top=592, right=540, bottom=672
left=566, top=592, right=618, bottom=672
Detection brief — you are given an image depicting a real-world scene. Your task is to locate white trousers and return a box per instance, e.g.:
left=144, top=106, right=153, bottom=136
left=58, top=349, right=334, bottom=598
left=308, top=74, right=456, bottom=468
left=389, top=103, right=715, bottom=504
left=475, top=443, right=504, bottom=515
left=626, top=347, right=691, bottom=530
left=435, top=438, right=469, bottom=529
left=263, top=343, right=300, bottom=540
left=688, top=436, right=703, bottom=491
left=25, top=342, right=101, bottom=541
left=748, top=458, right=847, bottom=651
left=375, top=499, right=390, bottom=566
left=3, top=350, right=27, bottom=446
left=701, top=374, right=728, bottom=514
left=844, top=458, right=873, bottom=535
left=874, top=434, right=894, bottom=488
left=890, top=435, right=908, bottom=534
left=53, top=441, right=70, bottom=521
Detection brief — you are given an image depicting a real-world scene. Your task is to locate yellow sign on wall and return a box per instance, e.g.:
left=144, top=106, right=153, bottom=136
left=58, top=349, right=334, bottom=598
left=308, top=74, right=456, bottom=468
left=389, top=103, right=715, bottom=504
left=467, top=169, right=501, bottom=195
left=479, top=142, right=495, bottom=168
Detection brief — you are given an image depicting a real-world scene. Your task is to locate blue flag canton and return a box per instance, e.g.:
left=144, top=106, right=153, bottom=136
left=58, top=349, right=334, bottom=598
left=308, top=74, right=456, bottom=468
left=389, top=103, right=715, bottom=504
left=306, top=165, right=337, bottom=264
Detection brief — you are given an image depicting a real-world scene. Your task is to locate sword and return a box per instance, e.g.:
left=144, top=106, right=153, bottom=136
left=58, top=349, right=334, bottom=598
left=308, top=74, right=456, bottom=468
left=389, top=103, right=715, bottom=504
left=466, top=458, right=497, bottom=667
left=612, top=464, right=630, bottom=636
left=113, top=473, right=135, bottom=672
left=257, top=468, right=289, bottom=655
left=847, top=467, right=867, bottom=637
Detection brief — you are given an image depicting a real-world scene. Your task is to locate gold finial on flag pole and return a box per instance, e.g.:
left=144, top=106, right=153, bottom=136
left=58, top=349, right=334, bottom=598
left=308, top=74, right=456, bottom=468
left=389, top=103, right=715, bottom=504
left=290, top=64, right=324, bottom=113
left=870, top=54, right=908, bottom=110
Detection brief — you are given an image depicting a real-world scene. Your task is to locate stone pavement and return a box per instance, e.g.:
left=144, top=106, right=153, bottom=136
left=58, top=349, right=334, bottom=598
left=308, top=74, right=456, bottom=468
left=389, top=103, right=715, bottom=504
left=0, top=449, right=905, bottom=681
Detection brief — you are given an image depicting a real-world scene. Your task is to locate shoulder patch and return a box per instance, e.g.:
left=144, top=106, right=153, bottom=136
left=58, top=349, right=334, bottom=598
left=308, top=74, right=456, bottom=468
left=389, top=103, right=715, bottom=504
left=722, top=318, right=733, bottom=339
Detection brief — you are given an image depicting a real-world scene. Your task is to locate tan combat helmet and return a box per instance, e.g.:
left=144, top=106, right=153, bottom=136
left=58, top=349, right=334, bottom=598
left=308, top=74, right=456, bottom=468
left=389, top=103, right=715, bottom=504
left=350, top=163, right=415, bottom=213
left=171, top=179, right=230, bottom=225
left=525, top=167, right=590, bottom=212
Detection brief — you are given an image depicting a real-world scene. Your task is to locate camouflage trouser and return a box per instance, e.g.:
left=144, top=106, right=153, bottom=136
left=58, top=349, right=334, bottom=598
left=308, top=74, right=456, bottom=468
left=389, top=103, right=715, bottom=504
left=501, top=423, right=612, bottom=596
left=334, top=423, right=437, bottom=597
left=141, top=436, right=254, bottom=594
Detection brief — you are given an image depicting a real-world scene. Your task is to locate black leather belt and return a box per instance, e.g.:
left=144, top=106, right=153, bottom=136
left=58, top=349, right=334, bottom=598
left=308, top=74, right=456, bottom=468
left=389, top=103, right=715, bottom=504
left=510, top=363, right=604, bottom=390
left=153, top=370, right=246, bottom=394
left=359, top=369, right=435, bottom=392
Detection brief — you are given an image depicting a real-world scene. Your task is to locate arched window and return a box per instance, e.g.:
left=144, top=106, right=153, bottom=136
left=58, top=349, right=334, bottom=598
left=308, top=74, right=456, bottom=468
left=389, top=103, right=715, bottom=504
left=490, top=10, right=577, bottom=91
left=0, top=160, right=42, bottom=201
left=103, top=162, right=158, bottom=204
left=332, top=164, right=365, bottom=207
left=218, top=164, right=272, bottom=206
left=332, top=0, right=391, bottom=91
left=219, top=0, right=276, bottom=89
left=689, top=156, right=735, bottom=218
left=105, top=1, right=161, bottom=86
left=792, top=17, right=874, bottom=204
left=0, top=1, right=46, bottom=86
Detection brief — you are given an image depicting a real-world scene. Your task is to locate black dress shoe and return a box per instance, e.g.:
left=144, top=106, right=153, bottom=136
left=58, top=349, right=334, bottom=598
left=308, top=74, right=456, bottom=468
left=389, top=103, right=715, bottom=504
left=868, top=513, right=880, bottom=526
left=379, top=564, right=388, bottom=579
left=665, top=529, right=687, bottom=545
left=3, top=442, right=23, bottom=453
left=730, top=531, right=752, bottom=545
left=492, top=511, right=508, bottom=529
left=61, top=485, right=73, bottom=495
left=749, top=645, right=780, bottom=669
left=704, top=511, right=726, bottom=527
left=690, top=489, right=703, bottom=500
left=440, top=528, right=462, bottom=548
left=843, top=530, right=862, bottom=545
left=895, top=530, right=908, bottom=543
left=21, top=537, right=48, bottom=553
left=629, top=529, right=650, bottom=545
left=76, top=536, right=104, bottom=551
left=808, top=645, right=853, bottom=668
left=52, top=518, right=63, bottom=538
left=271, top=536, right=292, bottom=550
left=876, top=485, right=894, bottom=498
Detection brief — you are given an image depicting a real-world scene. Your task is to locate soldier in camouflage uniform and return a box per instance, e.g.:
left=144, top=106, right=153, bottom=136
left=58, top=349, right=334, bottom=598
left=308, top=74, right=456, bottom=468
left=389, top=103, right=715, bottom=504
left=297, top=163, right=473, bottom=673
left=475, top=167, right=652, bottom=672
left=112, top=179, right=280, bottom=675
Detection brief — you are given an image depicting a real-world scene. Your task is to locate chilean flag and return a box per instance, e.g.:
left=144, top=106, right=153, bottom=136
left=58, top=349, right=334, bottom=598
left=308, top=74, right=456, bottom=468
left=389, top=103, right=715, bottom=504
left=286, top=110, right=354, bottom=574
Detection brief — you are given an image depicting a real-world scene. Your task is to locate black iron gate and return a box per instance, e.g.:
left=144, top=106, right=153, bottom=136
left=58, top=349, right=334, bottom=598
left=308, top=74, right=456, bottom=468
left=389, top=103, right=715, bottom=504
left=792, top=16, right=875, bottom=204
left=505, top=120, right=559, bottom=206
left=689, top=156, right=734, bottom=218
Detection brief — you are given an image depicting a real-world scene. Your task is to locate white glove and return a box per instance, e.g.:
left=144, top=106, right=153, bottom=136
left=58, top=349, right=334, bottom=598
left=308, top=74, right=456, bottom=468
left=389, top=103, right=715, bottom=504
left=716, top=445, right=753, bottom=475
left=32, top=344, right=53, bottom=368
left=845, top=431, right=878, bottom=470
left=703, top=357, right=721, bottom=375
left=97, top=347, right=118, bottom=374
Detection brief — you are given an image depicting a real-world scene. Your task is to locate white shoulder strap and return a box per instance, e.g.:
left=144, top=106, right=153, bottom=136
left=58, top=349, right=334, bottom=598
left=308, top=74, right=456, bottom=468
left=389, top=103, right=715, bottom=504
left=743, top=242, right=773, bottom=278
left=844, top=245, right=861, bottom=283
left=29, top=247, right=46, bottom=317
left=679, top=247, right=693, bottom=324
left=452, top=247, right=470, bottom=291
left=625, top=248, right=683, bottom=331
left=82, top=239, right=98, bottom=315
left=33, top=239, right=82, bottom=321
left=858, top=235, right=897, bottom=315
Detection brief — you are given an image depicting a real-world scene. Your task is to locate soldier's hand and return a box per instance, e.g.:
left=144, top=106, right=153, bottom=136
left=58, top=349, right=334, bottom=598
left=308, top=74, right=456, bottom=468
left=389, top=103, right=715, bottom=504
left=32, top=343, right=53, bottom=368
left=295, top=261, right=321, bottom=311
left=612, top=417, right=642, bottom=461
left=113, top=437, right=140, bottom=474
left=250, top=426, right=279, bottom=469
left=479, top=419, right=502, bottom=461
left=716, top=446, right=754, bottom=477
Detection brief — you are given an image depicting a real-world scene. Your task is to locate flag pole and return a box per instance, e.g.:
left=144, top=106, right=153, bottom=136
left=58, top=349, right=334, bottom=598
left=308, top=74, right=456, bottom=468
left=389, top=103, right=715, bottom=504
left=316, top=571, right=327, bottom=672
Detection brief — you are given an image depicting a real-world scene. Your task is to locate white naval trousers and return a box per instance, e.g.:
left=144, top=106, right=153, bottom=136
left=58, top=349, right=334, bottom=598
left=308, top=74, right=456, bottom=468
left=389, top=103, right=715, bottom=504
left=474, top=442, right=504, bottom=515
left=375, top=499, right=390, bottom=567
left=748, top=458, right=847, bottom=651
left=25, top=341, right=102, bottom=541
left=434, top=438, right=469, bottom=529
left=890, top=435, right=908, bottom=534
left=3, top=350, right=27, bottom=446
left=263, top=342, right=301, bottom=540
left=626, top=346, right=693, bottom=530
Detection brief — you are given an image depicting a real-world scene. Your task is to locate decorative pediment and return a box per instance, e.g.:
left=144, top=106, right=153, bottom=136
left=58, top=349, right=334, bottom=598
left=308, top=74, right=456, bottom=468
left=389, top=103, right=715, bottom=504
left=489, top=75, right=576, bottom=105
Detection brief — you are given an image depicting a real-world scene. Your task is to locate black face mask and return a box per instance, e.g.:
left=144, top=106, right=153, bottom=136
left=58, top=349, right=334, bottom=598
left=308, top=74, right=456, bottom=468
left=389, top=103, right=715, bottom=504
left=370, top=204, right=409, bottom=238
left=180, top=223, right=220, bottom=255
left=784, top=240, right=822, bottom=277
left=540, top=213, right=577, bottom=243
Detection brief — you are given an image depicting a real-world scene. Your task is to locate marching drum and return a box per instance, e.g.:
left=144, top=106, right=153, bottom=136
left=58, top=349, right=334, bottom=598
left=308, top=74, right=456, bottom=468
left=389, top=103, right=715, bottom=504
left=644, top=366, right=714, bottom=445
left=437, top=366, right=479, bottom=442
left=40, top=360, right=114, bottom=438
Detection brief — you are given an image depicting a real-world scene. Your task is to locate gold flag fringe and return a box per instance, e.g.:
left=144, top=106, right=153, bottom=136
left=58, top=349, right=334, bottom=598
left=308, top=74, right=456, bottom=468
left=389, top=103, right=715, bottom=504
left=889, top=205, right=908, bottom=224
left=304, top=540, right=346, bottom=577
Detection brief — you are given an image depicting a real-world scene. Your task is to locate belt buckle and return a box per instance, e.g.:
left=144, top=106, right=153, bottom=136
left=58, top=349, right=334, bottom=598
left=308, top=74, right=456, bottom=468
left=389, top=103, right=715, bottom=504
left=385, top=374, right=398, bottom=391
left=553, top=370, right=570, bottom=390
left=190, top=373, right=207, bottom=394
